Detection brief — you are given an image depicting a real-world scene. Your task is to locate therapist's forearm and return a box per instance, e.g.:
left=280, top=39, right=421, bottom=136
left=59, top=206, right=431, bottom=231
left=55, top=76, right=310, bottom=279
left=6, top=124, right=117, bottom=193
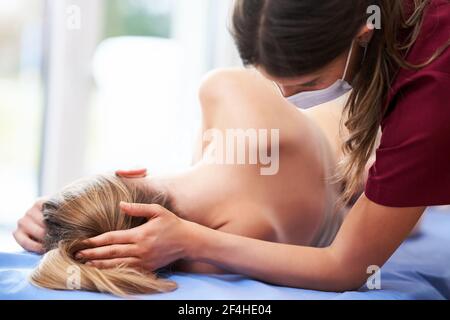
left=186, top=225, right=358, bottom=292
left=183, top=195, right=424, bottom=292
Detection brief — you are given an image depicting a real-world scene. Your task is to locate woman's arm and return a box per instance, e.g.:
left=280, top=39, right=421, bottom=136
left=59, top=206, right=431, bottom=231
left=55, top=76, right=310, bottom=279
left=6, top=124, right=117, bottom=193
left=189, top=194, right=425, bottom=291
left=78, top=194, right=425, bottom=292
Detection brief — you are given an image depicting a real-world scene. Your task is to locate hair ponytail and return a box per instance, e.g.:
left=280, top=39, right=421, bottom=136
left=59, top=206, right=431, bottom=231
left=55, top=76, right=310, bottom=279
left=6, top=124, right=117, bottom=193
left=31, top=174, right=177, bottom=297
left=30, top=242, right=177, bottom=297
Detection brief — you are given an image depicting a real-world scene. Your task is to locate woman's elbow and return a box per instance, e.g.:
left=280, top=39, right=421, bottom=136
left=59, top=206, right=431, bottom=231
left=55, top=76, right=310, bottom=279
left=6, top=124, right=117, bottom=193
left=326, top=274, right=367, bottom=293
left=324, top=263, right=374, bottom=292
left=318, top=250, right=372, bottom=292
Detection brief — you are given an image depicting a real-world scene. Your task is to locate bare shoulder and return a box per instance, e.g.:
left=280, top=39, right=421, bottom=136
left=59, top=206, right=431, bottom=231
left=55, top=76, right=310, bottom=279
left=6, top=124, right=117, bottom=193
left=198, top=67, right=281, bottom=108
left=198, top=67, right=323, bottom=157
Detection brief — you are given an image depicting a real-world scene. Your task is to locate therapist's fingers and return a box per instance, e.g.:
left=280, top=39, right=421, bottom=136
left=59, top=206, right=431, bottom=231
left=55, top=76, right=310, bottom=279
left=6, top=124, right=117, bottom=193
left=28, top=210, right=46, bottom=229
left=76, top=244, right=138, bottom=261
left=115, top=168, right=147, bottom=179
left=86, top=257, right=142, bottom=270
left=82, top=229, right=136, bottom=248
left=17, top=216, right=46, bottom=242
left=27, top=198, right=47, bottom=229
left=13, top=230, right=44, bottom=254
left=119, top=202, right=163, bottom=219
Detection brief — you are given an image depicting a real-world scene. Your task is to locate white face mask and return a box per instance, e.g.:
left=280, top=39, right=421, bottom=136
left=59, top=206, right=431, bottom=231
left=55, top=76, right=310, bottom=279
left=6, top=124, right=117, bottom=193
left=276, top=43, right=354, bottom=110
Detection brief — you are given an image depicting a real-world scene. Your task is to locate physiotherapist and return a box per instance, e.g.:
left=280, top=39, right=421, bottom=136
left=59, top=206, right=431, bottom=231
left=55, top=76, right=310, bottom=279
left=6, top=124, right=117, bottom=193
left=16, top=0, right=450, bottom=291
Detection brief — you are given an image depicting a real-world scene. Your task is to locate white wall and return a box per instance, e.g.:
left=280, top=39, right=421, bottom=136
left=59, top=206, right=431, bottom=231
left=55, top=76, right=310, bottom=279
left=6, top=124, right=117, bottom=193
left=40, top=0, right=103, bottom=195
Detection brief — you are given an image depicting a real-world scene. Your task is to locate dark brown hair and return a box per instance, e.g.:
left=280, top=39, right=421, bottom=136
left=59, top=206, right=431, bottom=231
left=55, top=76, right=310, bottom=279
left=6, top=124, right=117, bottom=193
left=231, top=0, right=450, bottom=204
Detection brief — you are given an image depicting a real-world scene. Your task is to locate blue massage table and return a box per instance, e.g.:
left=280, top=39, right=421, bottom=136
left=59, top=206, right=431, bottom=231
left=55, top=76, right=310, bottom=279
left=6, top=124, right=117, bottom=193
left=1, top=207, right=449, bottom=300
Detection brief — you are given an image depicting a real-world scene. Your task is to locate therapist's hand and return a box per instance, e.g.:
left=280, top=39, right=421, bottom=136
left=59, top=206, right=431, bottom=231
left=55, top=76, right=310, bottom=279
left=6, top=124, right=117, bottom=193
left=76, top=202, right=198, bottom=271
left=13, top=197, right=47, bottom=254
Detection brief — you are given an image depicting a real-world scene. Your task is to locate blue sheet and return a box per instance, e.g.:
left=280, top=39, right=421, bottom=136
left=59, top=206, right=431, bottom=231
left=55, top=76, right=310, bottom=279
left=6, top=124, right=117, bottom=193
left=1, top=207, right=449, bottom=300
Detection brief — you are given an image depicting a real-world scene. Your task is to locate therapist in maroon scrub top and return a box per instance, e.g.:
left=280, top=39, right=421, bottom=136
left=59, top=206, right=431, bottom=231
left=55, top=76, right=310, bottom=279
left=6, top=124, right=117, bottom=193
left=17, top=0, right=450, bottom=291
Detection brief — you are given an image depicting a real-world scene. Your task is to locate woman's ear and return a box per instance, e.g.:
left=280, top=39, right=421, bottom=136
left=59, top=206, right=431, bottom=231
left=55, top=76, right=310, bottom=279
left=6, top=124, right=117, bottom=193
left=356, top=25, right=375, bottom=47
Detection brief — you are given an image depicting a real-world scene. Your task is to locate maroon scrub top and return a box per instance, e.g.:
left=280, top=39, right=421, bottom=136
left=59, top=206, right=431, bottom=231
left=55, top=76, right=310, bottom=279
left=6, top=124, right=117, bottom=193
left=365, top=0, right=450, bottom=207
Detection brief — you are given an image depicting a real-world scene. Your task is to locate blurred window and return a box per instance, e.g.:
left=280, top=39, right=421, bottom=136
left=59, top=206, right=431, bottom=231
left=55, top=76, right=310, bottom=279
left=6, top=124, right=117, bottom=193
left=85, top=0, right=200, bottom=176
left=0, top=0, right=44, bottom=230
left=104, top=0, right=173, bottom=39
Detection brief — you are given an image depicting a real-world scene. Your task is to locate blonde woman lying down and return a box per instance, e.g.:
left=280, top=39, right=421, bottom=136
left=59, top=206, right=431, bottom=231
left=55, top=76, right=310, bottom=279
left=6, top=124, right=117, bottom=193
left=26, top=68, right=351, bottom=296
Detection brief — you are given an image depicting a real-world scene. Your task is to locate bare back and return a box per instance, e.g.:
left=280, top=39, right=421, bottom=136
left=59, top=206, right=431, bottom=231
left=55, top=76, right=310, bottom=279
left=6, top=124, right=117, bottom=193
left=179, top=70, right=343, bottom=248
left=169, top=69, right=346, bottom=273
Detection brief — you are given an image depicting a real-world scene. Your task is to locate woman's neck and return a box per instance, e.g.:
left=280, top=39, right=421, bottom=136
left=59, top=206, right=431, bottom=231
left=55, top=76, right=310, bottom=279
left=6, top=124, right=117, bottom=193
left=130, top=170, right=210, bottom=225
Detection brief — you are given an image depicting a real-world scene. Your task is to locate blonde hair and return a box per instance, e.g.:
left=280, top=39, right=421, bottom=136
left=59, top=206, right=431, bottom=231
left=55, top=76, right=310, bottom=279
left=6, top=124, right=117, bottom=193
left=30, top=175, right=177, bottom=297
